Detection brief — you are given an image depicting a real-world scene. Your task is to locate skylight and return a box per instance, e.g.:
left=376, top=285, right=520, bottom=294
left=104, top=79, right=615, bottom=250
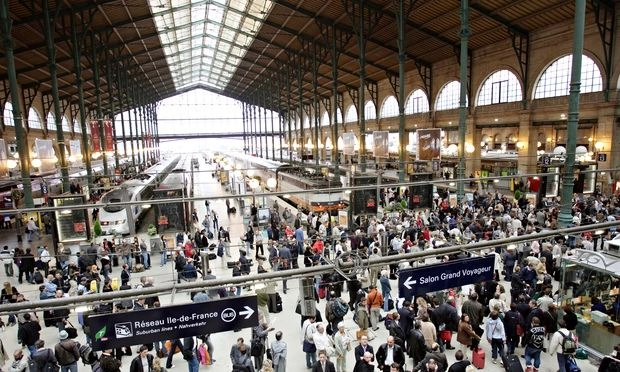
left=148, top=0, right=273, bottom=91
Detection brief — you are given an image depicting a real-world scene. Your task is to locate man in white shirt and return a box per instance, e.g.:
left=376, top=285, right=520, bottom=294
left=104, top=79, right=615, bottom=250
left=26, top=218, right=40, bottom=242
left=40, top=245, right=51, bottom=277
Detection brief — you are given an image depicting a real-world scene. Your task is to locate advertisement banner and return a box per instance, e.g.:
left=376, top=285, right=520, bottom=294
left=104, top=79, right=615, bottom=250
left=34, top=139, right=56, bottom=173
left=69, top=140, right=82, bottom=167
left=398, top=255, right=495, bottom=298
left=373, top=131, right=389, bottom=158
left=90, top=120, right=101, bottom=153
left=417, top=128, right=442, bottom=160
left=104, top=120, right=114, bottom=153
left=0, top=139, right=7, bottom=176
left=342, top=132, right=356, bottom=156
left=88, top=295, right=258, bottom=350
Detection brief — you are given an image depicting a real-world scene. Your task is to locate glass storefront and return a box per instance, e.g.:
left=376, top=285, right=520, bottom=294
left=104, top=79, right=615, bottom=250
left=560, top=249, right=620, bottom=357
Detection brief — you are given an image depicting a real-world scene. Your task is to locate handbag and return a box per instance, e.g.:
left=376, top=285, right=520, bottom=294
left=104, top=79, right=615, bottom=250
left=44, top=350, right=60, bottom=372
left=516, top=324, right=525, bottom=336
left=266, top=348, right=272, bottom=361
left=302, top=340, right=316, bottom=353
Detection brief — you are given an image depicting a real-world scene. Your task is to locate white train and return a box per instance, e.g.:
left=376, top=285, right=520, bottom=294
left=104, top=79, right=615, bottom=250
left=222, top=152, right=348, bottom=214
left=98, top=156, right=180, bottom=235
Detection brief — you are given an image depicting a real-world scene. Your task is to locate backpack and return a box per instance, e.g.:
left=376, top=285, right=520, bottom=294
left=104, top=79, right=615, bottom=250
left=250, top=337, right=263, bottom=357
left=232, top=364, right=250, bottom=372
left=560, top=331, right=578, bottom=354
left=332, top=299, right=348, bottom=318
left=565, top=354, right=581, bottom=372
left=79, top=343, right=98, bottom=365
left=197, top=343, right=210, bottom=365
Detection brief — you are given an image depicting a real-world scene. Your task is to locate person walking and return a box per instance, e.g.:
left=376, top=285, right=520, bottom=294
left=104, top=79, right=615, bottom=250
left=311, top=350, right=335, bottom=372
left=524, top=317, right=545, bottom=372
left=376, top=336, right=406, bottom=372
left=8, top=349, right=29, bottom=372
left=367, top=285, right=383, bottom=331
left=548, top=319, right=575, bottom=372
left=54, top=330, right=80, bottom=372
left=26, top=218, right=40, bottom=242
left=456, top=314, right=480, bottom=359
left=302, top=317, right=318, bottom=369
left=270, top=331, right=287, bottom=372
left=17, top=313, right=41, bottom=355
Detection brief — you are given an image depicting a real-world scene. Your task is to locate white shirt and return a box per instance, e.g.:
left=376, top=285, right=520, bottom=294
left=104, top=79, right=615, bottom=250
left=27, top=220, right=38, bottom=231
left=313, top=330, right=332, bottom=352
left=384, top=346, right=394, bottom=365
left=40, top=249, right=51, bottom=263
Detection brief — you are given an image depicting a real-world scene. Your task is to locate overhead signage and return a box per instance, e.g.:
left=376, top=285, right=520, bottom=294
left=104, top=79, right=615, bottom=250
left=398, top=255, right=495, bottom=298
left=90, top=120, right=101, bottom=153
left=88, top=295, right=258, bottom=350
left=104, top=120, right=114, bottom=153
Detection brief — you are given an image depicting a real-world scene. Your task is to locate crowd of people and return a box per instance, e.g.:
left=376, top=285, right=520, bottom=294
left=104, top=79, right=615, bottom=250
left=1, top=169, right=620, bottom=372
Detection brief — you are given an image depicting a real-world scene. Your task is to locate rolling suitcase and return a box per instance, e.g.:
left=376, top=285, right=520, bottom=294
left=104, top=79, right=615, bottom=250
left=502, top=354, right=524, bottom=372
left=472, top=347, right=485, bottom=369
left=275, top=293, right=283, bottom=312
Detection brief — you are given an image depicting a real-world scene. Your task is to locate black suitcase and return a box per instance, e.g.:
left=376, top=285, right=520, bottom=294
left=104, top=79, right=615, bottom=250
left=268, top=293, right=278, bottom=313
left=275, top=293, right=283, bottom=313
left=227, top=261, right=236, bottom=269
left=502, top=354, right=524, bottom=372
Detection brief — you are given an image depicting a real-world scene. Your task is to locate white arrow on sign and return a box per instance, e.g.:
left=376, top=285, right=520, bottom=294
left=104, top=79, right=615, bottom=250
left=403, top=276, right=417, bottom=289
left=239, top=306, right=255, bottom=319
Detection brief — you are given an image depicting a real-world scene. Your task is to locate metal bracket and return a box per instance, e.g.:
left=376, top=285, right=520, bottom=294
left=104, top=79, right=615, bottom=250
left=414, top=61, right=432, bottom=110
left=509, top=30, right=529, bottom=109
left=348, top=88, right=359, bottom=116
left=454, top=47, right=472, bottom=112
left=41, top=94, right=54, bottom=135
left=386, top=71, right=400, bottom=100
left=342, top=0, right=384, bottom=39
left=365, top=80, right=378, bottom=115
left=21, top=84, right=40, bottom=130
left=321, top=96, right=332, bottom=124
left=591, top=0, right=615, bottom=101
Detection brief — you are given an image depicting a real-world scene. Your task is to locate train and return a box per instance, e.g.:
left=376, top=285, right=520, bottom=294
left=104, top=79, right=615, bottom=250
left=153, top=163, right=192, bottom=232
left=98, top=156, right=181, bottom=235
left=221, top=152, right=348, bottom=214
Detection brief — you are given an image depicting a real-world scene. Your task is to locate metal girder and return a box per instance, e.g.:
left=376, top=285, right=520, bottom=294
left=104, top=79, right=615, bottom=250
left=348, top=87, right=359, bottom=114
left=342, top=0, right=383, bottom=39
left=454, top=46, right=472, bottom=110
left=469, top=3, right=528, bottom=38
left=414, top=60, right=432, bottom=107
left=386, top=71, right=399, bottom=100
left=316, top=21, right=354, bottom=60
left=591, top=0, right=616, bottom=101
left=14, top=0, right=118, bottom=27
left=510, top=30, right=529, bottom=107
left=21, top=84, right=39, bottom=125
left=0, top=80, right=8, bottom=129
left=321, top=96, right=332, bottom=121
left=365, top=80, right=378, bottom=112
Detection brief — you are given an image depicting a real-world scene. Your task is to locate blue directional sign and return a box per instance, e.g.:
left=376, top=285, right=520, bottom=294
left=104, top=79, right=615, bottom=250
left=398, top=255, right=495, bottom=299
left=88, top=295, right=258, bottom=350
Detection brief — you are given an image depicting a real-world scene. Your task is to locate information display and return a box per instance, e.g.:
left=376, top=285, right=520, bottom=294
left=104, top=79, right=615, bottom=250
left=398, top=255, right=495, bottom=298
left=89, top=295, right=258, bottom=350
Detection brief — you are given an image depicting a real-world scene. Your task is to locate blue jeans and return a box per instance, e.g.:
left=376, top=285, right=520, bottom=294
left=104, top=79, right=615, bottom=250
left=305, top=351, right=317, bottom=368
left=27, top=345, right=36, bottom=355
left=123, top=254, right=132, bottom=270
left=187, top=355, right=199, bottom=372
left=382, top=292, right=390, bottom=312
left=60, top=361, right=78, bottom=372
left=141, top=252, right=150, bottom=269
left=524, top=346, right=542, bottom=368
left=556, top=353, right=567, bottom=372
left=490, top=338, right=505, bottom=360
left=161, top=250, right=167, bottom=266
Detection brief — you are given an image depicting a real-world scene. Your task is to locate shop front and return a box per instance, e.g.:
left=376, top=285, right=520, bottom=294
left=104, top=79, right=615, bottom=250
left=560, top=249, right=620, bottom=358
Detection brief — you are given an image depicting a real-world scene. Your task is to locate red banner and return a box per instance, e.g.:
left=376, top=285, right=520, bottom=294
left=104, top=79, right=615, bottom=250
left=104, top=120, right=114, bottom=152
left=90, top=120, right=101, bottom=153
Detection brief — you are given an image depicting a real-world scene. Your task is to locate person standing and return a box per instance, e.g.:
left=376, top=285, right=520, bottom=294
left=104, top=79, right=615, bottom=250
left=485, top=310, right=506, bottom=364
left=19, top=249, right=35, bottom=285
left=548, top=319, right=573, bottom=372
left=8, top=349, right=29, bottom=372
left=54, top=330, right=80, bottom=372
left=31, top=339, right=57, bottom=372
left=130, top=345, right=154, bottom=372
left=252, top=322, right=275, bottom=370
left=39, top=246, right=51, bottom=277
left=311, top=350, right=335, bottom=372
left=0, top=246, right=13, bottom=277
left=333, top=323, right=351, bottom=372
left=379, top=271, right=392, bottom=312
left=160, top=235, right=168, bottom=267
left=456, top=314, right=479, bottom=358
left=302, top=317, right=317, bottom=369
left=270, top=331, right=287, bottom=372
left=461, top=293, right=485, bottom=347
left=375, top=336, right=406, bottom=372
left=354, top=335, right=374, bottom=364
left=353, top=351, right=375, bottom=372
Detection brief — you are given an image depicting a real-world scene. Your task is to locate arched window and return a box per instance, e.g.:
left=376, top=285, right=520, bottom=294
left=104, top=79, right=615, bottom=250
left=534, top=54, right=603, bottom=99
left=47, top=112, right=56, bottom=131
left=3, top=102, right=14, bottom=126
left=436, top=81, right=466, bottom=111
left=61, top=116, right=71, bottom=132
left=321, top=111, right=330, bottom=126
left=335, top=108, right=343, bottom=124
left=364, top=101, right=376, bottom=120
left=345, top=105, right=357, bottom=123
left=477, top=69, right=523, bottom=105
left=405, top=89, right=430, bottom=114
left=303, top=116, right=309, bottom=129
left=28, top=108, right=42, bottom=129
left=74, top=119, right=81, bottom=133
left=380, top=96, right=399, bottom=118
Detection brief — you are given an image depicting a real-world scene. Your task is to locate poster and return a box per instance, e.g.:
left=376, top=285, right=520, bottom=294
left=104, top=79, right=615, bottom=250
left=34, top=139, right=56, bottom=173
left=373, top=131, right=389, bottom=158
left=417, top=128, right=441, bottom=160
left=69, top=140, right=83, bottom=166
left=104, top=120, right=114, bottom=153
left=338, top=210, right=348, bottom=227
left=342, top=133, right=356, bottom=155
left=90, top=120, right=101, bottom=153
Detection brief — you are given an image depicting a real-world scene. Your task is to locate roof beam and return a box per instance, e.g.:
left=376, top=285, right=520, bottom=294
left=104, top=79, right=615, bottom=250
left=469, top=2, right=528, bottom=37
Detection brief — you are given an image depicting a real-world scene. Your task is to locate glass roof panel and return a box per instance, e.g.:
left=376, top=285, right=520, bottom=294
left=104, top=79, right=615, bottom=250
left=149, top=0, right=273, bottom=91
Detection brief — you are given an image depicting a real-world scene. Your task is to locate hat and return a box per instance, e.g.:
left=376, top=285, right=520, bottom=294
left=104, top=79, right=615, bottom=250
left=59, top=330, right=69, bottom=340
